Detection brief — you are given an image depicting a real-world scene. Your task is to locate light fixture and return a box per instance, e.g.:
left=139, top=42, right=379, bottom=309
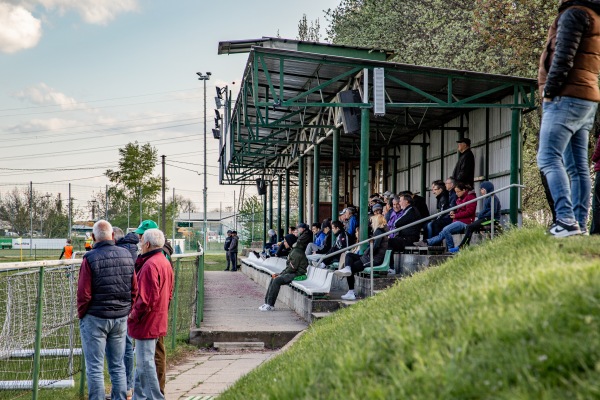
left=212, top=128, right=221, bottom=139
left=215, top=109, right=221, bottom=121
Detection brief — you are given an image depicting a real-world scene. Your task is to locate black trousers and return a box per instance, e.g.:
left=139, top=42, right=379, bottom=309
left=344, top=252, right=368, bottom=290
left=229, top=252, right=238, bottom=271
left=458, top=218, right=490, bottom=248
left=389, top=236, right=418, bottom=253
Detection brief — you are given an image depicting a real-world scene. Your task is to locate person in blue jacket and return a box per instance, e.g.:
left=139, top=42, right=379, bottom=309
left=452, top=181, right=501, bottom=250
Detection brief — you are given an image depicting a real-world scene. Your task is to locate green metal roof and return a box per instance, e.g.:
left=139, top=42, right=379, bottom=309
left=217, top=40, right=537, bottom=185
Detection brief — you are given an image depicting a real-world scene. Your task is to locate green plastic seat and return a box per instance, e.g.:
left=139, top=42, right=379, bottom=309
left=362, top=250, right=393, bottom=274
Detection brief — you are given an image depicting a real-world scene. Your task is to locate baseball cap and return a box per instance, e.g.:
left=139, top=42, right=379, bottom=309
left=135, top=220, right=158, bottom=234
left=383, top=191, right=392, bottom=197
left=226, top=230, right=232, bottom=234
left=297, top=222, right=309, bottom=230
left=372, top=203, right=383, bottom=211
left=456, top=138, right=471, bottom=146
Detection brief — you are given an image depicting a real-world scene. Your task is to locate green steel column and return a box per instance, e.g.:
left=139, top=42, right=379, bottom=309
left=407, top=145, right=412, bottom=190
left=359, top=108, right=370, bottom=242
left=285, top=169, right=290, bottom=233
left=313, top=144, right=320, bottom=223
left=510, top=108, right=521, bottom=225
left=298, top=156, right=305, bottom=222
left=268, top=180, right=273, bottom=230
left=332, top=129, right=340, bottom=220
left=195, top=255, right=204, bottom=327
left=32, top=266, right=45, bottom=400
left=277, top=174, right=282, bottom=239
left=392, top=147, right=397, bottom=194
left=170, top=259, right=180, bottom=350
left=421, top=140, right=427, bottom=196
left=263, top=193, right=267, bottom=246
left=440, top=129, right=445, bottom=180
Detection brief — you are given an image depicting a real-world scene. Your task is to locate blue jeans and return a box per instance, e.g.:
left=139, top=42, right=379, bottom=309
left=537, top=96, right=598, bottom=227
left=124, top=335, right=134, bottom=391
left=427, top=221, right=467, bottom=250
left=133, top=338, right=164, bottom=400
left=80, top=314, right=127, bottom=400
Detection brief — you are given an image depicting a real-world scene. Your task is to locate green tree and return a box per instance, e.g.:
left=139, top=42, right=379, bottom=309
left=298, top=13, right=321, bottom=42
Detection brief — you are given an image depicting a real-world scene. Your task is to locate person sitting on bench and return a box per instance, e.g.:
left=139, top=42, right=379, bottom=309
left=274, top=234, right=297, bottom=259
left=414, top=182, right=476, bottom=251
left=305, top=222, right=329, bottom=255
left=451, top=181, right=501, bottom=251
left=388, top=194, right=421, bottom=253
left=259, top=238, right=308, bottom=312
left=318, top=220, right=348, bottom=268
left=334, top=214, right=389, bottom=300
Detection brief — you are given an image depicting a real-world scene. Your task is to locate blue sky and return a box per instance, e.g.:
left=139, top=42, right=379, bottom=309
left=0, top=0, right=340, bottom=218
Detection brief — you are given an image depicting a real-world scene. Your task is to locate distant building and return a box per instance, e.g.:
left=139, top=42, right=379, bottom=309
left=176, top=211, right=236, bottom=236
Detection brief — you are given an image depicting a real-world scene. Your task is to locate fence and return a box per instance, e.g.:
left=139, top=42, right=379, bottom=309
left=0, top=251, right=204, bottom=400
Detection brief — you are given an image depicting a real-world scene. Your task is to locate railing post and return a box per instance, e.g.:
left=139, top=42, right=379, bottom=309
left=79, top=353, right=86, bottom=398
left=171, top=259, right=181, bottom=350
left=32, top=266, right=45, bottom=400
left=369, top=241, right=374, bottom=297
left=491, top=195, right=495, bottom=239
left=195, top=255, right=205, bottom=327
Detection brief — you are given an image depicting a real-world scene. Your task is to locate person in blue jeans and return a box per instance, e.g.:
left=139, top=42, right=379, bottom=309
left=77, top=220, right=137, bottom=400
left=537, top=0, right=600, bottom=237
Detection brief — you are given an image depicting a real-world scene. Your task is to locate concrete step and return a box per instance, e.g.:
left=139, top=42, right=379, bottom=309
left=311, top=312, right=334, bottom=320
left=213, top=342, right=265, bottom=351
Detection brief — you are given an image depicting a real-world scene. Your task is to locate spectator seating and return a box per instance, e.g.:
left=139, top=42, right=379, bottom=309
left=361, top=250, right=393, bottom=276
left=290, top=266, right=334, bottom=297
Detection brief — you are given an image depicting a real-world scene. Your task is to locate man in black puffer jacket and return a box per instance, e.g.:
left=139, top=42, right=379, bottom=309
left=537, top=0, right=600, bottom=237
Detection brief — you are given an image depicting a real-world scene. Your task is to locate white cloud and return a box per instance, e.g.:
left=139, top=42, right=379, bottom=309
left=36, top=0, right=139, bottom=25
left=0, top=2, right=42, bottom=53
left=13, top=83, right=87, bottom=110
left=8, top=117, right=80, bottom=133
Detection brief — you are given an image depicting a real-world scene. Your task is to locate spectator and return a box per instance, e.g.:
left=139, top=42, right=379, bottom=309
left=319, top=220, right=349, bottom=268
left=128, top=229, right=174, bottom=400
left=414, top=182, right=476, bottom=251
left=445, top=177, right=458, bottom=207
left=265, top=229, right=277, bottom=252
left=426, top=180, right=452, bottom=239
left=537, top=0, right=600, bottom=236
left=343, top=207, right=358, bottom=245
left=259, top=241, right=308, bottom=311
left=229, top=231, right=239, bottom=271
left=372, top=203, right=383, bottom=216
left=114, top=226, right=139, bottom=398
left=334, top=214, right=389, bottom=300
left=295, top=223, right=312, bottom=251
left=384, top=197, right=394, bottom=222
left=452, top=181, right=501, bottom=250
left=59, top=238, right=73, bottom=260
left=452, top=138, right=475, bottom=188
left=84, top=233, right=93, bottom=251
left=223, top=230, right=233, bottom=271
left=305, top=222, right=327, bottom=255
left=388, top=194, right=422, bottom=253
left=386, top=197, right=402, bottom=237
left=77, top=220, right=136, bottom=400
left=275, top=234, right=297, bottom=258
left=288, top=226, right=298, bottom=236
left=382, top=191, right=393, bottom=203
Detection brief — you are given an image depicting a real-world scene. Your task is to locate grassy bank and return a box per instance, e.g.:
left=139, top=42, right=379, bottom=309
left=220, top=228, right=600, bottom=399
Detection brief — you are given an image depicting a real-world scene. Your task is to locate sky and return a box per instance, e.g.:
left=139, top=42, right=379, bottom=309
left=0, top=0, right=340, bottom=219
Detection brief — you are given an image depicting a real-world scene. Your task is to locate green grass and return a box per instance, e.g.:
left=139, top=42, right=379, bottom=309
left=219, top=228, right=600, bottom=399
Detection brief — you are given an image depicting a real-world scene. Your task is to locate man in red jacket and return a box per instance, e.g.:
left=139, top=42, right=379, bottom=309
left=128, top=228, right=174, bottom=400
left=414, top=182, right=476, bottom=251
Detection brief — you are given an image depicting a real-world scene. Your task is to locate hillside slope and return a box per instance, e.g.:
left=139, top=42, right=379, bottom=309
left=220, top=228, right=600, bottom=399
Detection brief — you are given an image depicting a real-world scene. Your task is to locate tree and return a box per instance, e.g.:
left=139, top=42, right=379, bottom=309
left=297, top=14, right=321, bottom=42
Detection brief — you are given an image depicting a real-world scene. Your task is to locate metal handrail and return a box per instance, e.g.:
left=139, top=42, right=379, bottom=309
left=317, top=183, right=524, bottom=296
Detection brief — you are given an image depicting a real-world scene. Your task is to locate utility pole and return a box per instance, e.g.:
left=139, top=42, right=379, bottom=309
left=172, top=188, right=176, bottom=244
left=139, top=186, right=142, bottom=225
left=197, top=71, right=211, bottom=257
left=161, top=155, right=166, bottom=230
left=68, top=183, right=72, bottom=238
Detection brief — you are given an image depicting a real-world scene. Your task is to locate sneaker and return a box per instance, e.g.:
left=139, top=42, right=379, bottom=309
left=387, top=268, right=396, bottom=275
left=449, top=247, right=460, bottom=253
left=547, top=219, right=582, bottom=237
left=259, top=304, right=274, bottom=311
left=413, top=240, right=428, bottom=247
left=223, top=268, right=230, bottom=271
left=581, top=228, right=590, bottom=236
left=318, top=262, right=327, bottom=269
left=341, top=291, right=356, bottom=301
left=333, top=266, right=352, bottom=276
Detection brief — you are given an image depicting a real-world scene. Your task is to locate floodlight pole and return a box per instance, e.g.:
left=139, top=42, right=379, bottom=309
left=197, top=72, right=210, bottom=291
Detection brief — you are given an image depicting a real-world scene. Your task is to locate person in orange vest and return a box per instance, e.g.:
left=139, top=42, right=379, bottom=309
left=84, top=234, right=93, bottom=251
left=59, top=239, right=74, bottom=260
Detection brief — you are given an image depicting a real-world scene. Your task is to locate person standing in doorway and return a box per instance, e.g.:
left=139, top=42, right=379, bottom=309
left=223, top=230, right=233, bottom=270
left=537, top=0, right=600, bottom=237
left=229, top=230, right=239, bottom=271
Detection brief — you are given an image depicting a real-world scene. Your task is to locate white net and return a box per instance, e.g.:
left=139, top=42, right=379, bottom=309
left=0, top=264, right=82, bottom=392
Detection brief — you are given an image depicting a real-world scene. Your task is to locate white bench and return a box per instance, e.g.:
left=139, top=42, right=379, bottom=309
left=290, top=266, right=334, bottom=297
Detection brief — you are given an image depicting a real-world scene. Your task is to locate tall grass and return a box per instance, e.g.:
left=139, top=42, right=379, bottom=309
left=220, top=228, right=600, bottom=399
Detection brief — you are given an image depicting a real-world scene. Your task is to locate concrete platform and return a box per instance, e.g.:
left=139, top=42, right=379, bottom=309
left=189, top=271, right=308, bottom=349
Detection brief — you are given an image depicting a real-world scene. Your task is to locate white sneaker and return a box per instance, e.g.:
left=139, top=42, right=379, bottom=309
left=341, top=291, right=356, bottom=300
left=387, top=268, right=395, bottom=275
left=258, top=304, right=269, bottom=311
left=259, top=304, right=274, bottom=311
left=318, top=262, right=326, bottom=269
left=547, top=219, right=581, bottom=237
left=333, top=266, right=352, bottom=276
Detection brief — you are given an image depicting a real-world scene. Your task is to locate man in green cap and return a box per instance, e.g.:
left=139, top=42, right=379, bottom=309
left=133, top=219, right=170, bottom=395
